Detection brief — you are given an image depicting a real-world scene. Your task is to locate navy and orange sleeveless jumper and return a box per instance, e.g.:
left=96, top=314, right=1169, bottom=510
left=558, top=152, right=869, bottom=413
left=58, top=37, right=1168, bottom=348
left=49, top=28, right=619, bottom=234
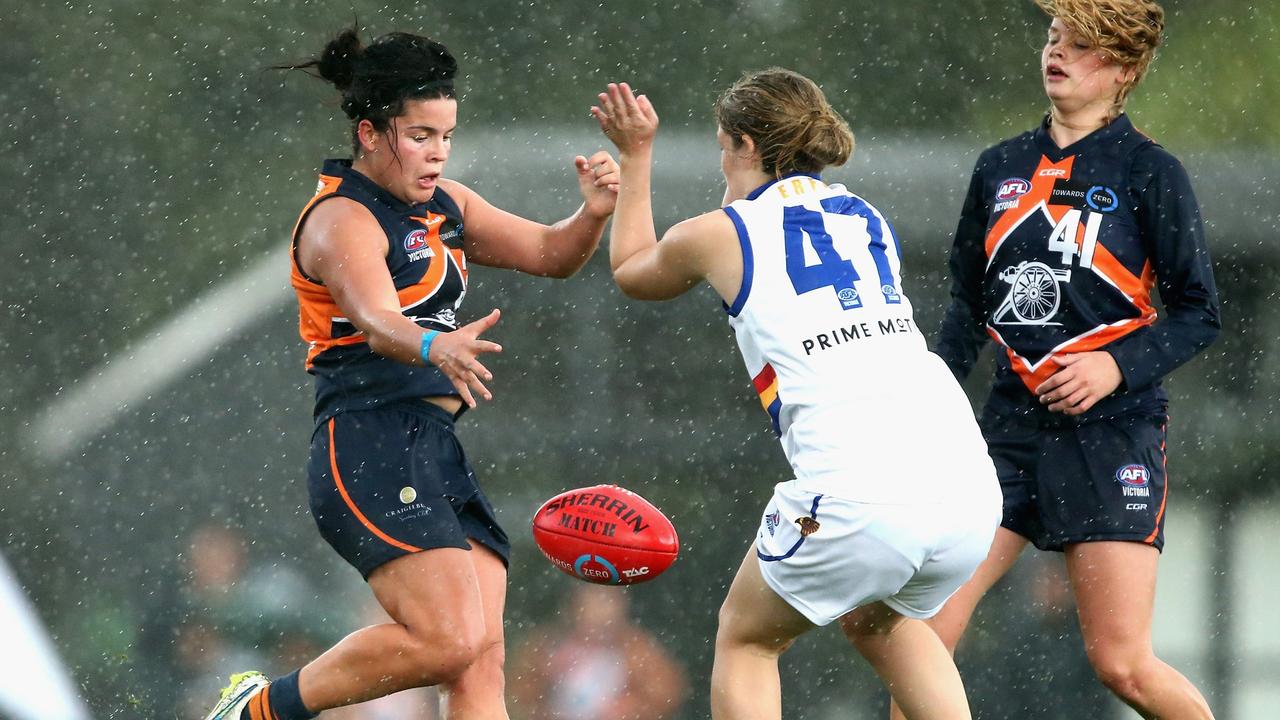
left=291, top=158, right=468, bottom=425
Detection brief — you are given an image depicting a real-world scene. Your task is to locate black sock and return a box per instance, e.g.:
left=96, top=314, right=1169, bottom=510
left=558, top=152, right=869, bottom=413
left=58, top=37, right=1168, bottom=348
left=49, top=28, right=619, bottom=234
left=267, top=670, right=317, bottom=720
left=238, top=670, right=316, bottom=720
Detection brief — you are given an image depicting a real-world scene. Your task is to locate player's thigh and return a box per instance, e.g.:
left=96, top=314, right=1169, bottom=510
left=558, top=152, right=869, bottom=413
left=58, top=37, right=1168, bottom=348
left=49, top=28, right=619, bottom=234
left=368, top=546, right=488, bottom=651
left=717, top=544, right=815, bottom=652
left=467, top=539, right=509, bottom=648
left=926, top=526, right=1028, bottom=647
left=1065, top=540, right=1158, bottom=655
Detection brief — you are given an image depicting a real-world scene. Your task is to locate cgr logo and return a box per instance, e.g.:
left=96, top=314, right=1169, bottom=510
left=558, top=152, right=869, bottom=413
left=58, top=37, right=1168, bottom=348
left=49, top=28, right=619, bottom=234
left=996, top=178, right=1031, bottom=201
left=1038, top=168, right=1067, bottom=177
left=1115, top=464, right=1150, bottom=487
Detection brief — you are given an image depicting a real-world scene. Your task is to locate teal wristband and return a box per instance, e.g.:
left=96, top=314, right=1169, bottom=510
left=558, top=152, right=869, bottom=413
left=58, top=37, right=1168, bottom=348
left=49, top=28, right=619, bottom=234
left=420, top=330, right=441, bottom=365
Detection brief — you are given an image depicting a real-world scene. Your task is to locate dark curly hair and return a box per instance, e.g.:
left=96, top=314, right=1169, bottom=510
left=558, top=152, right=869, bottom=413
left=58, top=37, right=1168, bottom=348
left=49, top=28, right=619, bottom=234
left=279, top=26, right=458, bottom=155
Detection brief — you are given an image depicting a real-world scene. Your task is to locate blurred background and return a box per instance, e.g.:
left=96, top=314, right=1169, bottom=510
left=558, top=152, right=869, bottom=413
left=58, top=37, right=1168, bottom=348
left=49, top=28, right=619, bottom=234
left=2, top=0, right=1277, bottom=718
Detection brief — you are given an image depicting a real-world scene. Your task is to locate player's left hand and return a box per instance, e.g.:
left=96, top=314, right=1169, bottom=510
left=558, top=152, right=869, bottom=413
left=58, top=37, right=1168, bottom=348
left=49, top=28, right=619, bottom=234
left=575, top=150, right=620, bottom=218
left=1036, top=351, right=1123, bottom=415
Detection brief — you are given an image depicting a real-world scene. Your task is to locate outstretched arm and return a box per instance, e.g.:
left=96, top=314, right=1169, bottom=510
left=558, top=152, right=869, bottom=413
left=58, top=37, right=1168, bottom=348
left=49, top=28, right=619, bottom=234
left=592, top=82, right=706, bottom=300
left=447, top=151, right=620, bottom=278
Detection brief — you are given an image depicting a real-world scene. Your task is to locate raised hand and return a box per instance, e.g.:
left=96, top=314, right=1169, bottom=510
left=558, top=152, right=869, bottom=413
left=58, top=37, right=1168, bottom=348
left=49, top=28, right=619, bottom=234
left=591, top=82, right=659, bottom=155
left=427, top=309, right=503, bottom=407
left=575, top=150, right=620, bottom=218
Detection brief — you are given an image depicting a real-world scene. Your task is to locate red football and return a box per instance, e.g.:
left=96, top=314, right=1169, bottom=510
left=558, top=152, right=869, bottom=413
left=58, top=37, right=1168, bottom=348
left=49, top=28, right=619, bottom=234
left=532, top=484, right=679, bottom=585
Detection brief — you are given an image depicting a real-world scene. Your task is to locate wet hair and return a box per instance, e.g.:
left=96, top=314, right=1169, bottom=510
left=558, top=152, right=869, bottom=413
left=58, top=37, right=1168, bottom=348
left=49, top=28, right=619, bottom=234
left=713, top=68, right=854, bottom=178
left=279, top=26, right=458, bottom=155
left=1035, top=0, right=1164, bottom=113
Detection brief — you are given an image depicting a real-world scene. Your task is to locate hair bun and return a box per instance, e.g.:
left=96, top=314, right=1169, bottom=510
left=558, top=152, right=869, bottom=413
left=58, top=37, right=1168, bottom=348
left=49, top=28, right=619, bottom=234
left=316, top=28, right=364, bottom=91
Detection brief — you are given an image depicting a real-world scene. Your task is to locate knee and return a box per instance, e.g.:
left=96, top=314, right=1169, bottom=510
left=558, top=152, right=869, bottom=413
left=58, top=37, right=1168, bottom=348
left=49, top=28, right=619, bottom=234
left=1086, top=645, right=1152, bottom=701
left=405, top=625, right=487, bottom=684
left=445, top=638, right=506, bottom=695
left=715, top=600, right=794, bottom=656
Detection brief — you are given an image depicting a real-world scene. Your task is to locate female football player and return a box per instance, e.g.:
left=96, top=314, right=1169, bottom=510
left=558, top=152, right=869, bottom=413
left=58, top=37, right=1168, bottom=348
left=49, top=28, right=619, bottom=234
left=916, top=1, right=1220, bottom=718
left=592, top=72, right=1000, bottom=719
left=204, top=27, right=619, bottom=720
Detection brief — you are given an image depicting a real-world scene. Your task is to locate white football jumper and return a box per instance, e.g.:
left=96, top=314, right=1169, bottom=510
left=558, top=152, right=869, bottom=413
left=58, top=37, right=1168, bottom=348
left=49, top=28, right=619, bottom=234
left=724, top=174, right=994, bottom=505
left=722, top=174, right=1000, bottom=624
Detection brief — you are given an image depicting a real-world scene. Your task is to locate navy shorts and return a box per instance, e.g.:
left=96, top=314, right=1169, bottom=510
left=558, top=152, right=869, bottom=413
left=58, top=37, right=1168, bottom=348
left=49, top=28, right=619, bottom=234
left=307, top=402, right=511, bottom=579
left=980, top=409, right=1169, bottom=552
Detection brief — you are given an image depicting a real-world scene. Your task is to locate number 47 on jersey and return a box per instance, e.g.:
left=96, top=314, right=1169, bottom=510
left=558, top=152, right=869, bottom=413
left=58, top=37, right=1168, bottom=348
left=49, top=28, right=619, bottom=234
left=782, top=195, right=902, bottom=311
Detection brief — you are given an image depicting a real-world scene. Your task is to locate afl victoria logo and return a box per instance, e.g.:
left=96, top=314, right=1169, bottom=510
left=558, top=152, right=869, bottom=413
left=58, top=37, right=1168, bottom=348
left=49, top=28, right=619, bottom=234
left=404, top=229, right=429, bottom=252
left=996, top=178, right=1031, bottom=201
left=1115, top=464, right=1150, bottom=487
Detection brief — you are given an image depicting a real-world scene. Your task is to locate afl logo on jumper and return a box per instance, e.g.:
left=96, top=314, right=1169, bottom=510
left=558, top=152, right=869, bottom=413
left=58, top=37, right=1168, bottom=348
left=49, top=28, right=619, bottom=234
left=404, top=229, right=436, bottom=262
left=1115, top=464, right=1151, bottom=497
left=995, top=178, right=1031, bottom=212
left=996, top=178, right=1031, bottom=201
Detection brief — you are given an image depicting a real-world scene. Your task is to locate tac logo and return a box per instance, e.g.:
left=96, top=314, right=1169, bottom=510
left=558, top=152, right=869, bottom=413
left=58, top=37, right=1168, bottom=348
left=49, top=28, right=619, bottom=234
left=399, top=486, right=418, bottom=504
left=1038, top=168, right=1067, bottom=177
left=404, top=229, right=429, bottom=252
left=765, top=510, right=780, bottom=537
left=995, top=178, right=1031, bottom=201
left=573, top=554, right=620, bottom=584
left=1115, top=464, right=1150, bottom=487
left=1086, top=185, right=1119, bottom=213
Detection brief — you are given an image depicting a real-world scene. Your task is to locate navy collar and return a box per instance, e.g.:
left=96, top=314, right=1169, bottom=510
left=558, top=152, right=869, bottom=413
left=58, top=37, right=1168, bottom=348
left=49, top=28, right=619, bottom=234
left=321, top=158, right=430, bottom=213
left=745, top=172, right=823, bottom=201
left=1033, top=113, right=1137, bottom=160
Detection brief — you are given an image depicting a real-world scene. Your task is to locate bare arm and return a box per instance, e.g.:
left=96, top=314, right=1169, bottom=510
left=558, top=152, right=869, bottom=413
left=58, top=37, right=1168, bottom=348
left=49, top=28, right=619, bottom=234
left=442, top=150, right=620, bottom=278
left=592, top=82, right=739, bottom=302
left=296, top=198, right=502, bottom=407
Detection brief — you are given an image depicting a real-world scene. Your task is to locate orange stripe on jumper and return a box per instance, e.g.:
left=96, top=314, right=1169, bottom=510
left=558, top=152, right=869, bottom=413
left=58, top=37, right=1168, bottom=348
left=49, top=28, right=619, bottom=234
left=1145, top=421, right=1169, bottom=544
left=327, top=419, right=423, bottom=553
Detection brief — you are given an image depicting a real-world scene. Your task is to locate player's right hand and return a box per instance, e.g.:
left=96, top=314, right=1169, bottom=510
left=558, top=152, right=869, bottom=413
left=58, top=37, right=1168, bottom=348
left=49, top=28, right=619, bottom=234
left=591, top=82, right=659, bottom=155
left=428, top=309, right=503, bottom=407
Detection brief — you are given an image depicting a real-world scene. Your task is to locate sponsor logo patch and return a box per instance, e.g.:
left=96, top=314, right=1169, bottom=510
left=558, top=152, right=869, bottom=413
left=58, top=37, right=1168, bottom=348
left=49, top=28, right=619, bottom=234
left=836, top=287, right=860, bottom=309
left=996, top=177, right=1031, bottom=202
left=1116, top=464, right=1151, bottom=497
left=1086, top=185, right=1119, bottom=213
left=765, top=510, right=780, bottom=536
left=405, top=228, right=436, bottom=262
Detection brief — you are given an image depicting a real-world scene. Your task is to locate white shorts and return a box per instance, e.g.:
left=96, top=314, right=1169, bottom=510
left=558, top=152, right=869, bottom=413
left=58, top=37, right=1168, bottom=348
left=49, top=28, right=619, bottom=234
left=755, top=480, right=1000, bottom=626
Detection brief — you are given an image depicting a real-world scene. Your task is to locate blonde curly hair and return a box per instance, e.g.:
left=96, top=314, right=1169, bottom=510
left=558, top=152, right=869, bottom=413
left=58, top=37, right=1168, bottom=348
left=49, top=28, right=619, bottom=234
left=1035, top=0, right=1165, bottom=115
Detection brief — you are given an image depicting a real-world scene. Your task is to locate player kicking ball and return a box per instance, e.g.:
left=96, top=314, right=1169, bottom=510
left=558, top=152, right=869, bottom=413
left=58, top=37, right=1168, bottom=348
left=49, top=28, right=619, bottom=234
left=592, top=73, right=1000, bottom=719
